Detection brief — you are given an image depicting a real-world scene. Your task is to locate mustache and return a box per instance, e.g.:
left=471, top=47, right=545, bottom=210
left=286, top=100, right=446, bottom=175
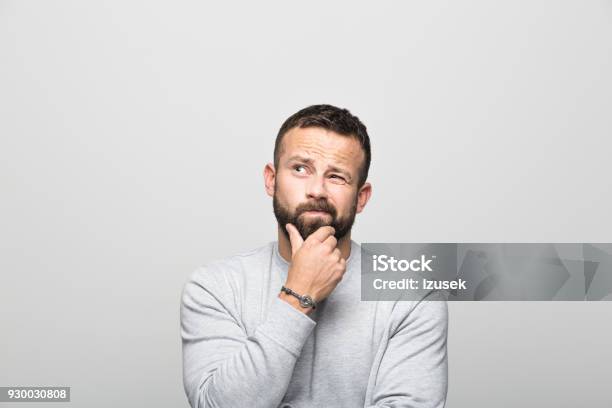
left=295, top=200, right=337, bottom=217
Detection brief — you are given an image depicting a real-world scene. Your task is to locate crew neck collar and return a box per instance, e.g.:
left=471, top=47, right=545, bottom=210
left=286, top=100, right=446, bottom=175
left=273, top=239, right=359, bottom=271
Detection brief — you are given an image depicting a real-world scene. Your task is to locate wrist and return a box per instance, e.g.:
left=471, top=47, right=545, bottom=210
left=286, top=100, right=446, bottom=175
left=278, top=291, right=315, bottom=315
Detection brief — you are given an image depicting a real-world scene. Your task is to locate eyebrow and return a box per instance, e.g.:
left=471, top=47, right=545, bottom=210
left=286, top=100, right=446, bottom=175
left=286, top=155, right=353, bottom=181
left=286, top=155, right=314, bottom=165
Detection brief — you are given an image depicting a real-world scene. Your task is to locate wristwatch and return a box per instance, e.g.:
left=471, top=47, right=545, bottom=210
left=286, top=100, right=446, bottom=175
left=280, top=286, right=316, bottom=310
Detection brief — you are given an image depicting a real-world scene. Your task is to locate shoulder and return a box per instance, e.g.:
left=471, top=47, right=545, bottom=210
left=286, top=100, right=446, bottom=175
left=182, top=242, right=275, bottom=302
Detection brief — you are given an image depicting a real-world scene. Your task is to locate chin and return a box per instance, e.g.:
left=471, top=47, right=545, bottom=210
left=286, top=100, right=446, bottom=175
left=301, top=217, right=332, bottom=227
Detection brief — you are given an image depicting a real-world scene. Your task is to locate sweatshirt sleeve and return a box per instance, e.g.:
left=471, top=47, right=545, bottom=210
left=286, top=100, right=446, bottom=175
left=366, top=290, right=449, bottom=408
left=180, top=266, right=316, bottom=408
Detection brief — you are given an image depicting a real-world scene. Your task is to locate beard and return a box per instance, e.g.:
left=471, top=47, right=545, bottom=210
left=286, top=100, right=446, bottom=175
left=273, top=188, right=358, bottom=241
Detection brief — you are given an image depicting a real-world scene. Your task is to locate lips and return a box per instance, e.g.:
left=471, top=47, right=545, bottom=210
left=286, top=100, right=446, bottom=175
left=301, top=210, right=330, bottom=216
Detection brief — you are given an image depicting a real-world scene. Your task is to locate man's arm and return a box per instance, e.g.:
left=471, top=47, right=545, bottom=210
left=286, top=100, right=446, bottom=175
left=366, top=290, right=449, bottom=408
left=180, top=267, right=316, bottom=408
left=181, top=225, right=346, bottom=407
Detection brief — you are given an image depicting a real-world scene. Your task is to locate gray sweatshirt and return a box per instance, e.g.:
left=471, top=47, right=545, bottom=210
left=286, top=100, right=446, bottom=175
left=181, top=240, right=448, bottom=408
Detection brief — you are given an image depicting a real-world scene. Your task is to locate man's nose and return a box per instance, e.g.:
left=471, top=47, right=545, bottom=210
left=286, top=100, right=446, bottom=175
left=305, top=174, right=328, bottom=199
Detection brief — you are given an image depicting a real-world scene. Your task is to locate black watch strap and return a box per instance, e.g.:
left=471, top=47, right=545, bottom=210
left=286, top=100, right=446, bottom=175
left=280, top=286, right=316, bottom=309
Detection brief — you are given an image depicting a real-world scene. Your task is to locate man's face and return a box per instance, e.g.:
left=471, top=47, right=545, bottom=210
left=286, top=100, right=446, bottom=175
left=270, top=126, right=366, bottom=240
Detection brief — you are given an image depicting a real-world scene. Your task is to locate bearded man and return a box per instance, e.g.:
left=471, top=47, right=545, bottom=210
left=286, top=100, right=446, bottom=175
left=181, top=104, right=448, bottom=408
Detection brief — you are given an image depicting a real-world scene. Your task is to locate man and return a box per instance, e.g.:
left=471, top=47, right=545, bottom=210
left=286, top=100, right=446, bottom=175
left=181, top=105, right=448, bottom=408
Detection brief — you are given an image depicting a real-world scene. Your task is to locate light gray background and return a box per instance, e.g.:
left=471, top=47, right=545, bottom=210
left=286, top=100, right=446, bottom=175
left=1, top=1, right=611, bottom=407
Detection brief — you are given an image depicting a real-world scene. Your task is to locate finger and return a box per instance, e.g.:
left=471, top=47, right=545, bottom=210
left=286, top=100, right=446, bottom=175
left=322, top=235, right=337, bottom=251
left=307, top=225, right=335, bottom=243
left=285, top=223, right=304, bottom=256
left=328, top=248, right=341, bottom=263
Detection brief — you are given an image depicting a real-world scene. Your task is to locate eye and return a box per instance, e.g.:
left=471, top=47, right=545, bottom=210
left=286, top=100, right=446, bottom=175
left=293, top=165, right=307, bottom=174
left=330, top=174, right=346, bottom=182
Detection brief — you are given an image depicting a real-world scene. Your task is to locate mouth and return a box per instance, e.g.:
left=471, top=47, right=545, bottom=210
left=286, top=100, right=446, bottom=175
left=301, top=210, right=330, bottom=217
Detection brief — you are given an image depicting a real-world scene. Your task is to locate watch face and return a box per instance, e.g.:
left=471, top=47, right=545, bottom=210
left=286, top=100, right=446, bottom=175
left=300, top=295, right=314, bottom=308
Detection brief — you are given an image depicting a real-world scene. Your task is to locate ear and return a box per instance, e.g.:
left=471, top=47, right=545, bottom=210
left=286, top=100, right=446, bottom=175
left=264, top=162, right=276, bottom=197
left=356, top=182, right=372, bottom=214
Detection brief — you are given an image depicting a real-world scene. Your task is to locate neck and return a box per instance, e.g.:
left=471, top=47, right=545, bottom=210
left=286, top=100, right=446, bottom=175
left=277, top=225, right=352, bottom=263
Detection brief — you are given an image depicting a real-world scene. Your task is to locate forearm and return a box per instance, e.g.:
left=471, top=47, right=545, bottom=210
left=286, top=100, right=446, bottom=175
left=366, top=291, right=449, bottom=408
left=185, top=297, right=315, bottom=408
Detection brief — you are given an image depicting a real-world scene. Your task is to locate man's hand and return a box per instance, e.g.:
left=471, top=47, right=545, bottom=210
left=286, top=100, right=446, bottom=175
left=279, top=223, right=347, bottom=314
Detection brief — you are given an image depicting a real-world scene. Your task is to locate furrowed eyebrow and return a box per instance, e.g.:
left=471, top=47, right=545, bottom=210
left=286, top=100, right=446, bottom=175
left=286, top=155, right=314, bottom=165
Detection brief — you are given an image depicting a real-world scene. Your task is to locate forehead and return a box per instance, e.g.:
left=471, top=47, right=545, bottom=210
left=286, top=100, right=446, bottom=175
left=278, top=126, right=364, bottom=168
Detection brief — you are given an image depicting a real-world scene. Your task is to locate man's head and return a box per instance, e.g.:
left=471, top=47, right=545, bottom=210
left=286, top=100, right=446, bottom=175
left=264, top=104, right=372, bottom=241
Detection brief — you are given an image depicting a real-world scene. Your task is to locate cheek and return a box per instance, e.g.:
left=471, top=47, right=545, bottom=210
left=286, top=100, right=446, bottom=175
left=276, top=173, right=306, bottom=203
left=328, top=188, right=357, bottom=215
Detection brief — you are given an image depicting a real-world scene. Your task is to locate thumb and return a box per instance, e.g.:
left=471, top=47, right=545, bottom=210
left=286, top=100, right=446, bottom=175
left=285, top=223, right=304, bottom=256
